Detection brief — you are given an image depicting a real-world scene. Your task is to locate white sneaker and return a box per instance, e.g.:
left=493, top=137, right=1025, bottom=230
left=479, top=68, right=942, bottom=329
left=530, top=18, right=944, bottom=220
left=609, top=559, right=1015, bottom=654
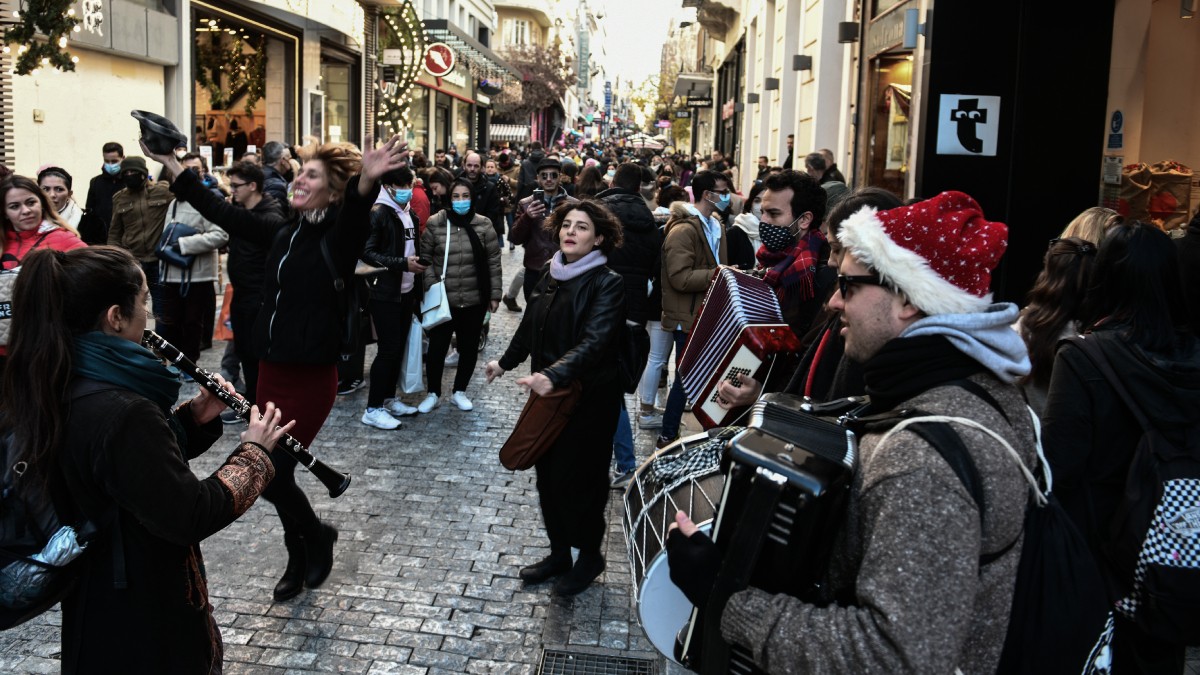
left=361, top=407, right=402, bottom=430
left=417, top=393, right=440, bottom=413
left=450, top=391, right=474, bottom=411
left=445, top=350, right=459, bottom=366
left=385, top=398, right=419, bottom=416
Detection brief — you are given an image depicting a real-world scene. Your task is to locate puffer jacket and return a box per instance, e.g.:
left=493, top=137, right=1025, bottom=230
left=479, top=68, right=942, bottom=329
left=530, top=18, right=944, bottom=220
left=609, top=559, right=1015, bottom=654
left=597, top=186, right=661, bottom=325
left=159, top=200, right=229, bottom=284
left=721, top=372, right=1035, bottom=674
left=661, top=201, right=726, bottom=331
left=420, top=209, right=502, bottom=308
left=108, top=182, right=174, bottom=262
left=498, top=262, right=625, bottom=390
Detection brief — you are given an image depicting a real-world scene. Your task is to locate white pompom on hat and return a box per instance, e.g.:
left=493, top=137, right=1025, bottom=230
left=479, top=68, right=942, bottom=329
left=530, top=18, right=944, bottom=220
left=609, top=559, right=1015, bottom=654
left=836, top=190, right=1008, bottom=315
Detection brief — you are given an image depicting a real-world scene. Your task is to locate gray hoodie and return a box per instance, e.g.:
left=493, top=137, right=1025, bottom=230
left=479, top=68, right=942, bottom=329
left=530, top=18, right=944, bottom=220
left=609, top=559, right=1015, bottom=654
left=902, top=302, right=1031, bottom=384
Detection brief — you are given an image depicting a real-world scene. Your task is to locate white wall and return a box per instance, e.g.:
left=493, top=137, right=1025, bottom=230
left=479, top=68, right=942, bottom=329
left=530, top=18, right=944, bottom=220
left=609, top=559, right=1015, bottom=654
left=13, top=51, right=165, bottom=207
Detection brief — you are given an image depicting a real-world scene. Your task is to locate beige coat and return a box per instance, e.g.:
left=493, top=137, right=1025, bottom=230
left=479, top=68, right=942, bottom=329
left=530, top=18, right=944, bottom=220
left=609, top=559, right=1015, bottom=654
left=660, top=201, right=727, bottom=331
left=420, top=210, right=502, bottom=308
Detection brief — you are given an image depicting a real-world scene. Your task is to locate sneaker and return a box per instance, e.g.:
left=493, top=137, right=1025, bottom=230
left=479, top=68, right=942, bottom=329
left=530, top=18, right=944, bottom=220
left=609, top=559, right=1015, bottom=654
left=220, top=409, right=244, bottom=425
left=655, top=434, right=678, bottom=450
left=417, top=393, right=440, bottom=413
left=445, top=350, right=459, bottom=366
left=610, top=469, right=636, bottom=490
left=361, top=407, right=402, bottom=430
left=385, top=398, right=419, bottom=416
left=337, top=378, right=364, bottom=395
left=638, top=413, right=663, bottom=430
left=502, top=295, right=522, bottom=312
left=451, top=391, right=474, bottom=411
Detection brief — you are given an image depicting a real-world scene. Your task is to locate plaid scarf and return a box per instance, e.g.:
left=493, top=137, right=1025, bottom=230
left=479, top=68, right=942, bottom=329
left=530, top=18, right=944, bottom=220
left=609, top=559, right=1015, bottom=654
left=756, top=228, right=826, bottom=310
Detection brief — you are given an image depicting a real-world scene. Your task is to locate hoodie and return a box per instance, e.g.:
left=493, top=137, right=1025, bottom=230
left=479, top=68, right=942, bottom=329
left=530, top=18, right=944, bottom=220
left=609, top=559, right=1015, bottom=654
left=901, top=303, right=1031, bottom=384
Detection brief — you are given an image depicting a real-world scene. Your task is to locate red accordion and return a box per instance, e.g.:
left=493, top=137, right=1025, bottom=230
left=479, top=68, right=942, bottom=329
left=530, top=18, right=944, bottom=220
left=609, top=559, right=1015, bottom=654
left=677, top=268, right=803, bottom=429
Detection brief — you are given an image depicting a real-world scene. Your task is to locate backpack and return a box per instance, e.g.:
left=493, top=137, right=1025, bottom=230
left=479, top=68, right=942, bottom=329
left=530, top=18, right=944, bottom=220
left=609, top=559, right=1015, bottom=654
left=867, top=380, right=1114, bottom=674
left=0, top=380, right=121, bottom=629
left=1073, top=336, right=1200, bottom=645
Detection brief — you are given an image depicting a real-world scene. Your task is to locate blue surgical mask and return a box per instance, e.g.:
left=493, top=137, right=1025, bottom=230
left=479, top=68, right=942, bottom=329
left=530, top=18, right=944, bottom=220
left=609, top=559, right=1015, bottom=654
left=390, top=188, right=413, bottom=206
left=709, top=192, right=731, bottom=212
left=451, top=199, right=471, bottom=215
left=103, top=162, right=121, bottom=175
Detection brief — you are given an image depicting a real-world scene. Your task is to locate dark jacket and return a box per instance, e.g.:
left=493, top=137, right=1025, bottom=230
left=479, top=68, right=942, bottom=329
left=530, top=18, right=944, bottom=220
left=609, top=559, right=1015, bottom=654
left=510, top=189, right=578, bottom=273
left=79, top=170, right=124, bottom=245
left=516, top=152, right=545, bottom=201
left=1176, top=217, right=1200, bottom=337
left=225, top=194, right=286, bottom=313
left=59, top=383, right=273, bottom=673
left=459, top=171, right=503, bottom=238
left=363, top=203, right=423, bottom=303
left=171, top=168, right=378, bottom=364
left=598, top=186, right=661, bottom=325
left=262, top=165, right=290, bottom=214
left=499, top=263, right=625, bottom=390
left=1041, top=327, right=1200, bottom=559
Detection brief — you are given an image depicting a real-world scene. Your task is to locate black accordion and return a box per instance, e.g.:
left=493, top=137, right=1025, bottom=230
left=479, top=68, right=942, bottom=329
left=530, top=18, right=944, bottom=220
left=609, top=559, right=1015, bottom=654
left=676, top=393, right=861, bottom=674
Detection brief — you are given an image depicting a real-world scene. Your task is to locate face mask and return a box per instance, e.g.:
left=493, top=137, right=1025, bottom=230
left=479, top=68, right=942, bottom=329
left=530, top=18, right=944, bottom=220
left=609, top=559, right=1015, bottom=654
left=122, top=174, right=145, bottom=191
left=451, top=199, right=471, bottom=215
left=201, top=175, right=216, bottom=187
left=606, top=170, right=615, bottom=178
left=390, top=188, right=412, bottom=205
left=174, top=149, right=188, bottom=159
left=103, top=162, right=121, bottom=176
left=751, top=203, right=763, bottom=219
left=759, top=216, right=802, bottom=252
left=640, top=182, right=656, bottom=198
left=709, top=192, right=731, bottom=212
left=282, top=168, right=295, bottom=182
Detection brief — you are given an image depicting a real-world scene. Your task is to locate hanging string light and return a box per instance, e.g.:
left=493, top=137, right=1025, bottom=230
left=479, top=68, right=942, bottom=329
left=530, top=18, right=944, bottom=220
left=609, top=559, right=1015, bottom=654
left=2, top=0, right=81, bottom=75
left=375, top=1, right=425, bottom=132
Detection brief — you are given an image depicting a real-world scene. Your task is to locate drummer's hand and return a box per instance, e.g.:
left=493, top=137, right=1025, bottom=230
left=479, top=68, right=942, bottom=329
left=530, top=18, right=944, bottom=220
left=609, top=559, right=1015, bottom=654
left=485, top=360, right=505, bottom=383
left=189, top=373, right=236, bottom=425
left=667, top=511, right=721, bottom=609
left=716, top=375, right=762, bottom=410
left=516, top=372, right=554, bottom=396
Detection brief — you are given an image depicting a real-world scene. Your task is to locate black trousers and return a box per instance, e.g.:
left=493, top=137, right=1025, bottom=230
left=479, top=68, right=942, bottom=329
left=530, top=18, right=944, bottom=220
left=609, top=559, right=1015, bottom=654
left=534, top=378, right=621, bottom=555
left=229, top=299, right=260, bottom=405
left=367, top=293, right=416, bottom=407
left=157, top=281, right=216, bottom=363
left=522, top=267, right=542, bottom=303
left=1112, top=614, right=1185, bottom=674
left=425, top=304, right=486, bottom=396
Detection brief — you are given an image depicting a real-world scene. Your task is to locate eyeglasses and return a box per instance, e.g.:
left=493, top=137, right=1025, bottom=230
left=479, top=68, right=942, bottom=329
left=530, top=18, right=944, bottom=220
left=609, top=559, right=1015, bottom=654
left=228, top=181, right=249, bottom=190
left=538, top=173, right=559, bottom=180
left=837, top=274, right=886, bottom=299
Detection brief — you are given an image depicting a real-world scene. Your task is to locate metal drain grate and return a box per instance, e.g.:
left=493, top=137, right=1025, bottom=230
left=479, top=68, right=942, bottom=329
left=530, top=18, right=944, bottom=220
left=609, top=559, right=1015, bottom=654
left=538, top=649, right=656, bottom=675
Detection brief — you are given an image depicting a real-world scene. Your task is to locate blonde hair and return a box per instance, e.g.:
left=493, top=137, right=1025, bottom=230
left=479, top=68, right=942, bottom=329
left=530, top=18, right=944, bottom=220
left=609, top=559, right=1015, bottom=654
left=297, top=142, right=363, bottom=203
left=1060, top=206, right=1122, bottom=245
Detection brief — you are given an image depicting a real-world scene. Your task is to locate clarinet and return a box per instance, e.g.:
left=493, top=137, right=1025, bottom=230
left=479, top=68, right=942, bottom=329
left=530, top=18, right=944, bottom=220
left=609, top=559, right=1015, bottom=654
left=142, top=330, right=352, bottom=498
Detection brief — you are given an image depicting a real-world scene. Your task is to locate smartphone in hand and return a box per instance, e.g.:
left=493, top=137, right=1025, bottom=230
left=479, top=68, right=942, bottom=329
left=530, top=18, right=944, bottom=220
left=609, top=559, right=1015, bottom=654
left=417, top=256, right=432, bottom=266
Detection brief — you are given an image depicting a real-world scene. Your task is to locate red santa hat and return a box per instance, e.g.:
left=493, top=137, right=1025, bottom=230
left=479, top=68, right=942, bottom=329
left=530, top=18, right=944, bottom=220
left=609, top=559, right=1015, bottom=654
left=837, top=191, right=1007, bottom=315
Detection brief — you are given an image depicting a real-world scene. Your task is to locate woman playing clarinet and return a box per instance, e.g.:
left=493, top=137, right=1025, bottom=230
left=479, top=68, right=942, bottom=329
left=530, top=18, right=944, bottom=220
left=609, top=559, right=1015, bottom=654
left=141, top=135, right=409, bottom=601
left=0, top=246, right=292, bottom=672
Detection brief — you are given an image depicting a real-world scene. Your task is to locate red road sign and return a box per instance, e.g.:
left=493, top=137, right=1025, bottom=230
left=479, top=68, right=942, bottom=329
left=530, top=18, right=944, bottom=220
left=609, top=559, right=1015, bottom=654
left=423, top=43, right=455, bottom=77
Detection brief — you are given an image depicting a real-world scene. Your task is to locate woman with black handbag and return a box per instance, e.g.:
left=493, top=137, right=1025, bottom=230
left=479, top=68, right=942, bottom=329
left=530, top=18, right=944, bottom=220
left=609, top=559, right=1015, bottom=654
left=485, top=199, right=625, bottom=596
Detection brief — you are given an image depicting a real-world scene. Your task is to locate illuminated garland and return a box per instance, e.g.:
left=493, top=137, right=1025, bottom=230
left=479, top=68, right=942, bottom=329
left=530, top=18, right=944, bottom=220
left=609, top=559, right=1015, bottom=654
left=195, top=28, right=267, bottom=115
left=1, top=0, right=81, bottom=75
left=376, top=2, right=425, bottom=133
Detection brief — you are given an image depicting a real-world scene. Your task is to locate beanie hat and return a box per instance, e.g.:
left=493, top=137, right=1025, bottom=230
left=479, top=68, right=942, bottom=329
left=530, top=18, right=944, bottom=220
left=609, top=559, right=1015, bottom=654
left=837, top=191, right=1007, bottom=315
left=119, top=156, right=148, bottom=176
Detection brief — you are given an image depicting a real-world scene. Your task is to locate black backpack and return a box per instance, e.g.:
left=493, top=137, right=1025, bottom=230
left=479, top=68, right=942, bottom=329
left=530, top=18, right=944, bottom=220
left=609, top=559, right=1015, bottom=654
left=0, top=380, right=120, bottom=629
left=1073, top=336, right=1200, bottom=645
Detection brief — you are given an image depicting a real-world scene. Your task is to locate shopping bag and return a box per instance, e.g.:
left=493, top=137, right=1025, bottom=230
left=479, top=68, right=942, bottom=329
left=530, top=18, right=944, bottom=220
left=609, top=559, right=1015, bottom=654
left=401, top=316, right=423, bottom=394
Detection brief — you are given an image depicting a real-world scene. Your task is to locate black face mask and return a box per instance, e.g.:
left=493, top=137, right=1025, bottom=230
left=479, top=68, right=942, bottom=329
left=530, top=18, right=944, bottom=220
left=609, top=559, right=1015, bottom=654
left=123, top=174, right=146, bottom=191
left=282, top=168, right=295, bottom=182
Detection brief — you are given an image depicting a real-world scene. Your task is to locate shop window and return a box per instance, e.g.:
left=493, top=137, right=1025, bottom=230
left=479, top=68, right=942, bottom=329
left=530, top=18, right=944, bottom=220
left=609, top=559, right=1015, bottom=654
left=193, top=12, right=274, bottom=167
left=864, top=55, right=913, bottom=197
left=321, top=61, right=352, bottom=144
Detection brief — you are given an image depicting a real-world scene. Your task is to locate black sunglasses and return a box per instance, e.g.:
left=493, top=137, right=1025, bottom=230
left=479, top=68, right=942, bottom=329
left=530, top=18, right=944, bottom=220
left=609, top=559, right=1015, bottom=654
left=837, top=274, right=886, bottom=298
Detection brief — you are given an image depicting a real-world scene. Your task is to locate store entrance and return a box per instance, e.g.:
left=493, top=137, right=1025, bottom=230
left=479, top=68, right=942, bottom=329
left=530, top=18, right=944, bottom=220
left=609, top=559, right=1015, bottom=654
left=862, top=53, right=913, bottom=198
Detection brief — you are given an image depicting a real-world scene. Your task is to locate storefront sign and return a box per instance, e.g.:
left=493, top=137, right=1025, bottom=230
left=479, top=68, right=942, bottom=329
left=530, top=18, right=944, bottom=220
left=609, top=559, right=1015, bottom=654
left=686, top=97, right=712, bottom=107
left=441, top=68, right=467, bottom=89
left=866, top=0, right=915, bottom=57
left=675, top=110, right=691, bottom=119
left=1103, top=155, right=1123, bottom=185
left=655, top=120, right=671, bottom=128
left=423, top=43, right=455, bottom=77
left=935, top=94, right=1000, bottom=157
left=476, top=93, right=490, bottom=106
left=382, top=49, right=404, bottom=65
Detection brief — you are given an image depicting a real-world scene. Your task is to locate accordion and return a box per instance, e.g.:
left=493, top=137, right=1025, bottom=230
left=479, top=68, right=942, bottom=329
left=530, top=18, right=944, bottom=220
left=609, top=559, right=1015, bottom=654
left=677, top=393, right=860, bottom=674
left=677, top=268, right=802, bottom=430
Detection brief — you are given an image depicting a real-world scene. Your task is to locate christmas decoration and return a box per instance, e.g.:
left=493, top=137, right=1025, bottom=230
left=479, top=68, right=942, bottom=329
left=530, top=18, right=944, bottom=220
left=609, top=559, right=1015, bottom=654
left=375, top=3, right=425, bottom=134
left=194, top=24, right=267, bottom=115
left=2, top=0, right=81, bottom=75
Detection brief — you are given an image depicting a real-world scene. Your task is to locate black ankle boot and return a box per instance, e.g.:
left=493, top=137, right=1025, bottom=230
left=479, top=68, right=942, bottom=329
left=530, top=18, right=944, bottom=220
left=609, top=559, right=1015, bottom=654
left=554, top=552, right=605, bottom=596
left=304, top=522, right=338, bottom=588
left=273, top=533, right=306, bottom=601
left=519, top=551, right=573, bottom=584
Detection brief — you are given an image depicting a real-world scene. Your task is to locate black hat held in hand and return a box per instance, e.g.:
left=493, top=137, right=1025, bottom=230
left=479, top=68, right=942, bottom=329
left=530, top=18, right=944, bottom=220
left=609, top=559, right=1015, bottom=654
left=131, top=110, right=188, bottom=155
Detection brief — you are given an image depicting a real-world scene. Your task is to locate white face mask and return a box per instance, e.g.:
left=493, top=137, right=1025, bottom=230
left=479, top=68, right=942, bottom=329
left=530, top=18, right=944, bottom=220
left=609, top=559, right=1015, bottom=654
left=751, top=203, right=762, bottom=219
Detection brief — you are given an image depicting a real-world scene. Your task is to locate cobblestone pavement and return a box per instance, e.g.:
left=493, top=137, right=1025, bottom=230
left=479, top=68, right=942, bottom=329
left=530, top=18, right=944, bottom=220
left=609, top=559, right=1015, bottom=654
left=0, top=252, right=681, bottom=674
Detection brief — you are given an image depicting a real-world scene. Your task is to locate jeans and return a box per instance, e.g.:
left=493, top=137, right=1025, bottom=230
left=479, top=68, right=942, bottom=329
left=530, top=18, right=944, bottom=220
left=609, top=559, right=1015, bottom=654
left=366, top=294, right=416, bottom=407
left=141, top=261, right=164, bottom=322
left=506, top=267, right=525, bottom=300
left=638, top=321, right=674, bottom=408
left=612, top=402, right=636, bottom=473
left=426, top=304, right=486, bottom=395
left=659, top=329, right=689, bottom=441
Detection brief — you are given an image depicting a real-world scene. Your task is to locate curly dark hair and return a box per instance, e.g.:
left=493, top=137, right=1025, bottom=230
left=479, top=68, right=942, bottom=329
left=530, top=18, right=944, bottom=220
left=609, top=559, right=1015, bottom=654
left=762, top=169, right=827, bottom=227
left=1018, top=237, right=1097, bottom=388
left=542, top=199, right=624, bottom=255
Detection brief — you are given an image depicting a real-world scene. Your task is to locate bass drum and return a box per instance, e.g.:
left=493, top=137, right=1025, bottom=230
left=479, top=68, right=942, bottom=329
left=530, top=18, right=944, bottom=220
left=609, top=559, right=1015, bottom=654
left=621, top=427, right=740, bottom=662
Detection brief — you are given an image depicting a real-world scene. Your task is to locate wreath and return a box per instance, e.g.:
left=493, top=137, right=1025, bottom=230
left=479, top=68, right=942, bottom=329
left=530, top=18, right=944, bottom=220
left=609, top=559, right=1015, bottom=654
left=2, top=0, right=81, bottom=75
left=195, top=31, right=267, bottom=115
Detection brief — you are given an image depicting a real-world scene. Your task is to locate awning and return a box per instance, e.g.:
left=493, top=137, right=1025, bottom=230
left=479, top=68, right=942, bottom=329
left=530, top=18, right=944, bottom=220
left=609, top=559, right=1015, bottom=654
left=673, top=72, right=713, bottom=99
left=490, top=124, right=531, bottom=142
left=422, top=19, right=520, bottom=81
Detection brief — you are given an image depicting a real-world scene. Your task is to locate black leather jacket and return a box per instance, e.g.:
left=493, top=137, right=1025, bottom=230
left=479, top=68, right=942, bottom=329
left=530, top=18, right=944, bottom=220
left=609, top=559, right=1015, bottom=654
left=362, top=203, right=423, bottom=303
left=498, top=262, right=625, bottom=389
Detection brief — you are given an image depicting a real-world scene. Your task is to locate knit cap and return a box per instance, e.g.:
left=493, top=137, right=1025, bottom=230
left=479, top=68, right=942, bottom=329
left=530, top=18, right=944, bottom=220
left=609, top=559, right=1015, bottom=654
left=119, top=156, right=149, bottom=176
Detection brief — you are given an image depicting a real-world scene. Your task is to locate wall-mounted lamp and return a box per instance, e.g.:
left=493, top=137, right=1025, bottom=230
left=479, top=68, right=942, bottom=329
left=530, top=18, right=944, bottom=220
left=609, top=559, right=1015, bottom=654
left=1184, top=0, right=1196, bottom=18
left=734, top=102, right=745, bottom=112
left=746, top=93, right=760, bottom=104
left=903, top=9, right=929, bottom=49
left=838, top=22, right=860, bottom=43
left=792, top=55, right=812, bottom=71
left=680, top=21, right=693, bottom=28
left=764, top=77, right=779, bottom=91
